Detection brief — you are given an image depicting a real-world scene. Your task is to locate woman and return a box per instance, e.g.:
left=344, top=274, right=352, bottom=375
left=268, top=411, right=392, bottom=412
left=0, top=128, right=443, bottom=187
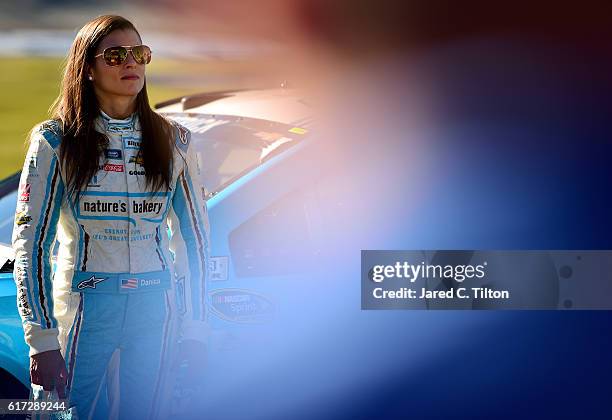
left=12, top=15, right=210, bottom=419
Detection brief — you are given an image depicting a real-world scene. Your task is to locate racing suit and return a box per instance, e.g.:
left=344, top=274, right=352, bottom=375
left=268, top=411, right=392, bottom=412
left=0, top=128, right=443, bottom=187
left=11, top=110, right=210, bottom=419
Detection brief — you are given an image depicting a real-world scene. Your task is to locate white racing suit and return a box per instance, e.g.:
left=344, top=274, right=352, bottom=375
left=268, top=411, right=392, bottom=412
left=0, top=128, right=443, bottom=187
left=11, top=111, right=210, bottom=419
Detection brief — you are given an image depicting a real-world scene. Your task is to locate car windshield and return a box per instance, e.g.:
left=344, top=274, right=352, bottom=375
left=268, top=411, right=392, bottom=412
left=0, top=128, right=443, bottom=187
left=163, top=113, right=308, bottom=197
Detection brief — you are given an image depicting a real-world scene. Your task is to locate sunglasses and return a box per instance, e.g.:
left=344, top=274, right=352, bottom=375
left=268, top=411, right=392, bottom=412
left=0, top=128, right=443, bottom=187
left=94, top=45, right=152, bottom=66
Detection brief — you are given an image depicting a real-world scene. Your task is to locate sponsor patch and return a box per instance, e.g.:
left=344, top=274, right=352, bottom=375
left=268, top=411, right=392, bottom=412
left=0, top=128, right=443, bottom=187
left=81, top=199, right=128, bottom=214
left=87, top=175, right=101, bottom=188
left=15, top=267, right=26, bottom=284
left=79, top=197, right=164, bottom=218
left=18, top=292, right=32, bottom=317
left=105, top=148, right=123, bottom=160
left=128, top=154, right=144, bottom=165
left=18, top=183, right=30, bottom=202
left=132, top=200, right=163, bottom=215
left=77, top=275, right=107, bottom=289
left=15, top=210, right=32, bottom=226
left=108, top=125, right=134, bottom=133
left=101, top=163, right=124, bottom=172
left=209, top=289, right=275, bottom=324
left=123, top=138, right=141, bottom=150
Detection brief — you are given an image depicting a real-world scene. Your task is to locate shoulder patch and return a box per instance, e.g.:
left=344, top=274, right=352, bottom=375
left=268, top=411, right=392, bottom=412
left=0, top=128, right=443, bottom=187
left=37, top=119, right=63, bottom=150
left=170, top=120, right=191, bottom=152
left=177, top=124, right=190, bottom=145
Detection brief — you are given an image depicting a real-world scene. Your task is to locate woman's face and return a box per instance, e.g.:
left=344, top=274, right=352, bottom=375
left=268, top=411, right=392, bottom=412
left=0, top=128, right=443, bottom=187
left=89, top=29, right=146, bottom=99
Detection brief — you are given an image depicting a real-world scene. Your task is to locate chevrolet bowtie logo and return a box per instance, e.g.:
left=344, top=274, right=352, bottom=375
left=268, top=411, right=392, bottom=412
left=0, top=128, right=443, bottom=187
left=77, top=275, right=107, bottom=289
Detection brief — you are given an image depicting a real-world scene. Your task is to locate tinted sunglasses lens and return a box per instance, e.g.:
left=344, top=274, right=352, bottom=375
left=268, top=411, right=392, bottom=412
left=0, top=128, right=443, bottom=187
left=132, top=45, right=152, bottom=64
left=103, top=47, right=128, bottom=66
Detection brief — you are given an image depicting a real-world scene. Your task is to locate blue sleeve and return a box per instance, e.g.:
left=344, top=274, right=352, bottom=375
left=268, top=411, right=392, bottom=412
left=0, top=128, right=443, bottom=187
left=12, top=126, right=64, bottom=356
left=166, top=128, right=211, bottom=342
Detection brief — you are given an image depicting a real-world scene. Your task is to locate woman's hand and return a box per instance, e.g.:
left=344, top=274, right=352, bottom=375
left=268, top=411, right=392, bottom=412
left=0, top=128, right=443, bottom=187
left=30, top=349, right=69, bottom=398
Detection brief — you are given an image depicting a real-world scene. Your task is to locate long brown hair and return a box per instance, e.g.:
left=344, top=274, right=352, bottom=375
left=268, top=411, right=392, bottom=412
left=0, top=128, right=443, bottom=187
left=50, top=15, right=175, bottom=202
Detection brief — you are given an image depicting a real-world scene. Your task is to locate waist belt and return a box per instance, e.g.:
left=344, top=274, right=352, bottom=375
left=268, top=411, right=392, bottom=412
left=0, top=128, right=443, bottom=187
left=70, top=270, right=171, bottom=294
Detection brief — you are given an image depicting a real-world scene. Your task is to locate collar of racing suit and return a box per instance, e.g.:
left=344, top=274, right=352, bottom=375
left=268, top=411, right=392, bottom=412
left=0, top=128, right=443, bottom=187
left=97, top=109, right=140, bottom=132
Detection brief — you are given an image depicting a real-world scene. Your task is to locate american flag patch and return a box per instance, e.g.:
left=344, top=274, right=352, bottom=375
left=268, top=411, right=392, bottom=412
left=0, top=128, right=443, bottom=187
left=121, top=278, right=139, bottom=289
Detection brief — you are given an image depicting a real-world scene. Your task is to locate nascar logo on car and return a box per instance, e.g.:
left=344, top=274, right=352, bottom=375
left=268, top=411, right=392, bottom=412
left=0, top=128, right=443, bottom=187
left=209, top=289, right=275, bottom=324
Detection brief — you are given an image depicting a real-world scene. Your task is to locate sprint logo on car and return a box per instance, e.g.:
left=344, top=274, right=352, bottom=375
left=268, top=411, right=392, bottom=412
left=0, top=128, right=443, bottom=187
left=209, top=288, right=275, bottom=324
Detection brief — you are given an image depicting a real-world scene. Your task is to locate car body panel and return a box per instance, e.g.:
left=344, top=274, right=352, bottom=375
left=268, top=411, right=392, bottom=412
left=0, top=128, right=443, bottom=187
left=157, top=88, right=313, bottom=126
left=0, top=273, right=29, bottom=387
left=202, top=139, right=321, bottom=352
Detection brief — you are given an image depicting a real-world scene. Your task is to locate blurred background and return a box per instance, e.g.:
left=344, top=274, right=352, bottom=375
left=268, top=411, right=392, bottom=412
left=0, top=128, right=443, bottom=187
left=2, top=0, right=611, bottom=183
left=0, top=0, right=303, bottom=178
